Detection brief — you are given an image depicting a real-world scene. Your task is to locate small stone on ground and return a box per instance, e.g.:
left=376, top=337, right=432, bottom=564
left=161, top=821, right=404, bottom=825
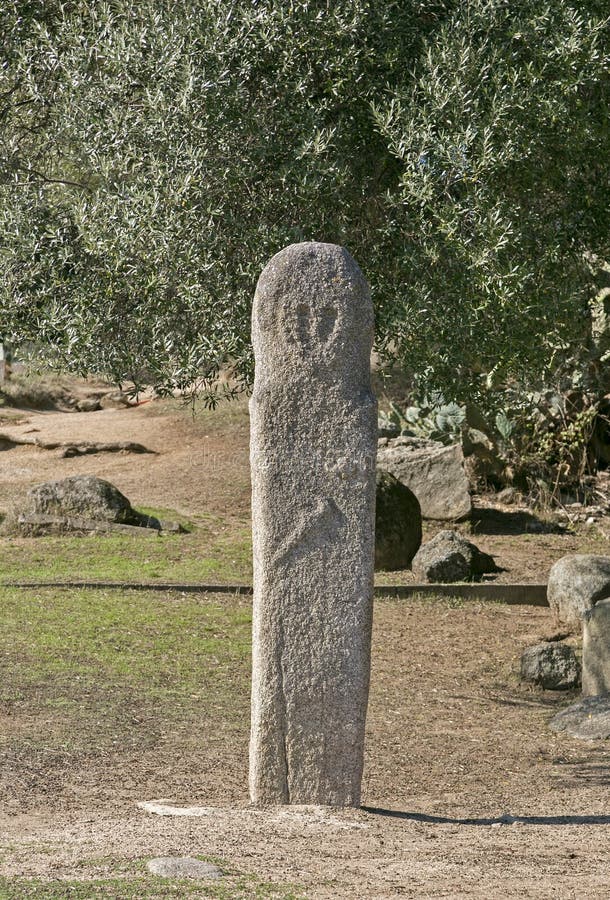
left=147, top=857, right=222, bottom=879
left=411, top=529, right=498, bottom=583
left=549, top=695, right=610, bottom=740
left=520, top=642, right=581, bottom=690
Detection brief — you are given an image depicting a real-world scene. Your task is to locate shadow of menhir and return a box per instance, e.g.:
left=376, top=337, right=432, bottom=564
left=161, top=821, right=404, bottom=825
left=362, top=807, right=610, bottom=827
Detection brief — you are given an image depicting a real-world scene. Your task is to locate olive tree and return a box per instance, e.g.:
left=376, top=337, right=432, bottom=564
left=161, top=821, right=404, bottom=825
left=1, top=1, right=608, bottom=406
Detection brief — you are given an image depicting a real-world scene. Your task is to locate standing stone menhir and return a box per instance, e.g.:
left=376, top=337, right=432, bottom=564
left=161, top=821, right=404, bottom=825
left=249, top=242, right=377, bottom=807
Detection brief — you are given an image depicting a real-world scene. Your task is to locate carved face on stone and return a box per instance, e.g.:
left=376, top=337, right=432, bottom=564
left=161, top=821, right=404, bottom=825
left=252, top=242, right=373, bottom=379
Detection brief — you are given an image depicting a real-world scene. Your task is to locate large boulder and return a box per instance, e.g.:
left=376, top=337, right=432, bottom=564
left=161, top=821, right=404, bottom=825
left=375, top=470, right=422, bottom=571
left=550, top=696, right=610, bottom=741
left=520, top=642, right=581, bottom=690
left=547, top=554, right=610, bottom=630
left=24, top=475, right=155, bottom=528
left=411, top=529, right=498, bottom=583
left=582, top=599, right=610, bottom=696
left=377, top=436, right=471, bottom=520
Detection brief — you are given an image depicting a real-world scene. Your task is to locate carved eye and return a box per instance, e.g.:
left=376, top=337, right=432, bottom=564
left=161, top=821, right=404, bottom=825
left=317, top=306, right=337, bottom=343
left=296, top=304, right=312, bottom=349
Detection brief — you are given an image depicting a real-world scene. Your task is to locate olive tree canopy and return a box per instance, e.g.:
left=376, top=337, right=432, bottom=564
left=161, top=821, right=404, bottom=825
left=1, top=1, right=608, bottom=404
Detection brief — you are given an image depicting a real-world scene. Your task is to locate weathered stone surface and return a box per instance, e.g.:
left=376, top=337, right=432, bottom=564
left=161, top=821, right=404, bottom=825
left=147, top=858, right=222, bottom=879
left=24, top=475, right=159, bottom=529
left=16, top=512, right=160, bottom=536
left=520, top=642, right=581, bottom=690
left=550, top=695, right=610, bottom=740
left=583, top=598, right=610, bottom=696
left=547, top=554, right=610, bottom=630
left=249, top=242, right=376, bottom=807
left=411, top=529, right=498, bottom=583
left=377, top=436, right=471, bottom=520
left=375, top=470, right=421, bottom=571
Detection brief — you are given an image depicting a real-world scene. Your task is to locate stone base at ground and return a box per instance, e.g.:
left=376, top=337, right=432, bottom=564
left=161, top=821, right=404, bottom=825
left=16, top=512, right=162, bottom=536
left=377, top=436, right=471, bottom=520
left=550, top=696, right=610, bottom=740
left=583, top=598, right=610, bottom=696
left=547, top=554, right=610, bottom=630
left=520, top=642, right=581, bottom=690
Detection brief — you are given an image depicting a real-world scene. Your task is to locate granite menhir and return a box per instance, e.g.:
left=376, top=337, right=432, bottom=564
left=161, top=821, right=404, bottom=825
left=249, top=242, right=377, bottom=806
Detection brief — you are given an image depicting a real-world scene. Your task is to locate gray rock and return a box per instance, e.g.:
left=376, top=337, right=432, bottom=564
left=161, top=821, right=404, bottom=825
left=520, top=642, right=581, bottom=690
left=17, top=512, right=160, bottom=536
left=249, top=242, right=376, bottom=807
left=158, top=519, right=188, bottom=534
left=547, top=554, right=610, bottom=630
left=375, top=470, right=422, bottom=571
left=583, top=598, right=610, bottom=696
left=377, top=436, right=471, bottom=520
left=497, top=486, right=520, bottom=505
left=147, top=858, right=222, bottom=879
left=550, top=695, right=610, bottom=740
left=24, top=475, right=159, bottom=529
left=411, top=529, right=498, bottom=583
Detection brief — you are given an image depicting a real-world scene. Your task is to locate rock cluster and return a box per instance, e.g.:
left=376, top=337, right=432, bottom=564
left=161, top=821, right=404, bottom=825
left=17, top=475, right=184, bottom=534
left=24, top=475, right=155, bottom=527
left=545, top=553, right=610, bottom=739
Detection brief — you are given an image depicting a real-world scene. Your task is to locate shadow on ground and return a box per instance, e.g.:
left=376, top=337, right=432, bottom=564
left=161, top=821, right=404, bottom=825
left=363, top=807, right=610, bottom=826
left=469, top=506, right=564, bottom=536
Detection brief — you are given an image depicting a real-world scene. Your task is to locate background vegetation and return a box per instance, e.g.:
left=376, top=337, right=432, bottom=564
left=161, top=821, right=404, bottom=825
left=1, top=1, right=609, bottom=494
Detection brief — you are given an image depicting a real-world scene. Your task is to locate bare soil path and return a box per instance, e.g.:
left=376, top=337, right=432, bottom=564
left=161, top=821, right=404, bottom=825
left=0, top=397, right=251, bottom=522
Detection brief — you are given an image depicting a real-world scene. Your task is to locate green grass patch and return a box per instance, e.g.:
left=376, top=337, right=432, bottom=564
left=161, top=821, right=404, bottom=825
left=0, top=874, right=304, bottom=899
left=0, top=587, right=252, bottom=762
left=0, top=586, right=251, bottom=702
left=0, top=517, right=253, bottom=584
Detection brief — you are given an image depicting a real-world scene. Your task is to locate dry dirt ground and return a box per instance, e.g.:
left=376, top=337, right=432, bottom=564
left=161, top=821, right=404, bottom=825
left=1, top=597, right=610, bottom=899
left=0, top=391, right=610, bottom=897
left=0, top=393, right=252, bottom=526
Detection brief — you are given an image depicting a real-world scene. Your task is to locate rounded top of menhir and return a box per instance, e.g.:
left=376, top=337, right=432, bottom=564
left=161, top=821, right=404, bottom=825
left=252, top=242, right=373, bottom=378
